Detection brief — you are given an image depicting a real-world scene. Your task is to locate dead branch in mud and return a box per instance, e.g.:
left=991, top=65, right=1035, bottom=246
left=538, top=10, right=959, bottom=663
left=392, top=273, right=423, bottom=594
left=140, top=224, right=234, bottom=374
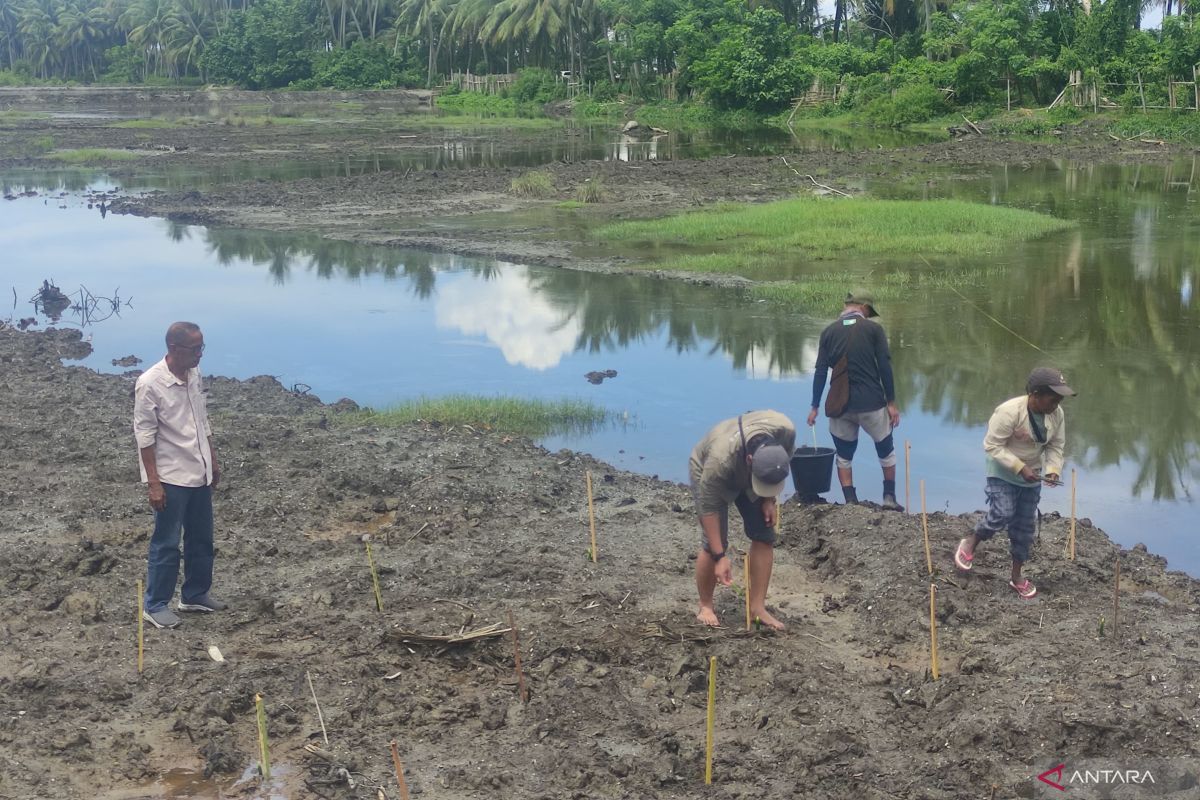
left=386, top=622, right=510, bottom=646
left=779, top=157, right=853, bottom=197
left=640, top=622, right=716, bottom=643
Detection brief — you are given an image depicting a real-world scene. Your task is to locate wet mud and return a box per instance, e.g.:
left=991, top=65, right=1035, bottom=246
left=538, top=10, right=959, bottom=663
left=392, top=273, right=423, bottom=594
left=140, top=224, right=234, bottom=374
left=1, top=327, right=1198, bottom=799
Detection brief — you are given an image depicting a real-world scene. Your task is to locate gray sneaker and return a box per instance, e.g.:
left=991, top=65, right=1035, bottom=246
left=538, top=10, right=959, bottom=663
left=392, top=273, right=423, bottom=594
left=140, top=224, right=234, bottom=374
left=143, top=607, right=182, bottom=629
left=177, top=594, right=227, bottom=613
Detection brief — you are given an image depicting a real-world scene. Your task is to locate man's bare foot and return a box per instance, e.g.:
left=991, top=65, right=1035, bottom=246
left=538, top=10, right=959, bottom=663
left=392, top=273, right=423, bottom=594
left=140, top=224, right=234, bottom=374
left=752, top=609, right=785, bottom=631
left=696, top=606, right=721, bottom=627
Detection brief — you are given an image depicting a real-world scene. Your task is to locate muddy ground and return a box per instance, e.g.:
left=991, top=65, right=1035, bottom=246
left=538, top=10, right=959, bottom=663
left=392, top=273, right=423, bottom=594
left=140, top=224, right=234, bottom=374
left=1, top=91, right=1196, bottom=284
left=2, top=327, right=1199, bottom=800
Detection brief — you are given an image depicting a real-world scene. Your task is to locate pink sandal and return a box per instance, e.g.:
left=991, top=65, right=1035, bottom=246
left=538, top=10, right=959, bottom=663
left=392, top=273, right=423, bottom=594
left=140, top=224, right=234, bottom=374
left=1009, top=579, right=1037, bottom=599
left=954, top=539, right=974, bottom=571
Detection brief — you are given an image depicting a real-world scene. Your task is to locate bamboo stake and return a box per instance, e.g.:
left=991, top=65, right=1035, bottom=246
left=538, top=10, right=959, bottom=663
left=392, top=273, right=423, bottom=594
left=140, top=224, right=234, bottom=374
left=507, top=610, right=528, bottom=703
left=929, top=583, right=940, bottom=680
left=1067, top=469, right=1077, bottom=560
left=744, top=552, right=752, bottom=631
left=136, top=579, right=144, bottom=675
left=904, top=440, right=911, bottom=515
left=1113, top=557, right=1121, bottom=635
left=255, top=694, right=271, bottom=781
left=366, top=540, right=384, bottom=612
left=586, top=470, right=598, bottom=562
left=920, top=480, right=932, bottom=576
left=705, top=656, right=716, bottom=785
left=306, top=670, right=329, bottom=746
left=389, top=740, right=412, bottom=800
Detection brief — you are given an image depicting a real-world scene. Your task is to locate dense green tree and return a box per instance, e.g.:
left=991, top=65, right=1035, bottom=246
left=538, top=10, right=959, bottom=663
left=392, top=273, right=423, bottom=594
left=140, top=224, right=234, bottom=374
left=690, top=7, right=805, bottom=110
left=0, top=0, right=1197, bottom=117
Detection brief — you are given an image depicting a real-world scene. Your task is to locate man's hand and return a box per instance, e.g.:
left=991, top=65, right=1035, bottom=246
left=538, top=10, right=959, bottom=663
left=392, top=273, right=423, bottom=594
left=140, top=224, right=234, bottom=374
left=714, top=556, right=733, bottom=586
left=806, top=407, right=819, bottom=427
left=211, top=465, right=221, bottom=490
left=887, top=402, right=901, bottom=428
left=1019, top=465, right=1039, bottom=484
left=148, top=480, right=166, bottom=512
left=1043, top=472, right=1060, bottom=487
left=761, top=497, right=778, bottom=528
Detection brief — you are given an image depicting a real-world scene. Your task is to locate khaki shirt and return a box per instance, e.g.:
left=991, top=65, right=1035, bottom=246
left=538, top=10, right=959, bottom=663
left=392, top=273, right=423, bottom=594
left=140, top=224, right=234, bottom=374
left=689, top=410, right=796, bottom=515
left=983, top=395, right=1066, bottom=481
left=133, top=358, right=214, bottom=488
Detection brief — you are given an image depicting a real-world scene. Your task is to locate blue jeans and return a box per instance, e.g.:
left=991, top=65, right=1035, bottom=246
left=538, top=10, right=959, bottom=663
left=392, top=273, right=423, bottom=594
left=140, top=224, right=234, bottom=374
left=144, top=483, right=214, bottom=612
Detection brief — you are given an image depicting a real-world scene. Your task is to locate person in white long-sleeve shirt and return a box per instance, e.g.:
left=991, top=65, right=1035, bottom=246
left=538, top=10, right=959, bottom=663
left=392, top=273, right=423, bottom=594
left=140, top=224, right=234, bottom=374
left=133, top=321, right=224, bottom=629
left=953, top=367, right=1075, bottom=599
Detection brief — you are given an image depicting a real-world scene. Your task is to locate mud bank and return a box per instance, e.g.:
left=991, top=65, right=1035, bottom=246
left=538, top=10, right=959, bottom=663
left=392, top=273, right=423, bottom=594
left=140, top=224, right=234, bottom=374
left=1, top=327, right=1197, bottom=800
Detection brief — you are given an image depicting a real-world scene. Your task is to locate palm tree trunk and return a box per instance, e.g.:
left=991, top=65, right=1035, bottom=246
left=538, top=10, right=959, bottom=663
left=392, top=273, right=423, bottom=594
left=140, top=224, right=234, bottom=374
left=426, top=15, right=435, bottom=86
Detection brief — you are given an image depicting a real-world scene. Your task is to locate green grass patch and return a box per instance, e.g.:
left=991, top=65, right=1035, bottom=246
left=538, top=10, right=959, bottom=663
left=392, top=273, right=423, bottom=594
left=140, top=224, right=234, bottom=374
left=556, top=200, right=585, bottom=209
left=46, top=148, right=140, bottom=163
left=0, top=110, right=50, bottom=122
left=1109, top=110, right=1200, bottom=144
left=573, top=99, right=762, bottom=132
left=510, top=171, right=556, bottom=198
left=340, top=395, right=609, bottom=437
left=111, top=118, right=187, bottom=129
left=749, top=267, right=1008, bottom=310
left=595, top=197, right=1074, bottom=275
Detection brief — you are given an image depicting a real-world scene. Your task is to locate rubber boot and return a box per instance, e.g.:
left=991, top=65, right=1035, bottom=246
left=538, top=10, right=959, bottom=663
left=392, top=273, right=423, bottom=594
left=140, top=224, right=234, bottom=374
left=842, top=485, right=858, bottom=504
left=881, top=493, right=904, bottom=511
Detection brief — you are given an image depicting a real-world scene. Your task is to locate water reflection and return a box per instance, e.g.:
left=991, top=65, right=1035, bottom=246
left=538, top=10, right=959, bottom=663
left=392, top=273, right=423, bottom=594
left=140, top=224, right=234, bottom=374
left=0, top=123, right=940, bottom=195
left=436, top=266, right=581, bottom=369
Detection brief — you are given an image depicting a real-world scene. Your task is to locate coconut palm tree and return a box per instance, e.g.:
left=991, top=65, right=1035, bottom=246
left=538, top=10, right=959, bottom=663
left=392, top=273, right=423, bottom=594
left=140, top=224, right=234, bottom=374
left=0, top=0, right=22, bottom=68
left=16, top=0, right=58, bottom=78
left=398, top=0, right=449, bottom=85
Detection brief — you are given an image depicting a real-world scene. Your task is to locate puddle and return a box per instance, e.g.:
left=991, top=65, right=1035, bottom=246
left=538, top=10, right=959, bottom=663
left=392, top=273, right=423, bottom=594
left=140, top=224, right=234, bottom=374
left=100, top=763, right=292, bottom=800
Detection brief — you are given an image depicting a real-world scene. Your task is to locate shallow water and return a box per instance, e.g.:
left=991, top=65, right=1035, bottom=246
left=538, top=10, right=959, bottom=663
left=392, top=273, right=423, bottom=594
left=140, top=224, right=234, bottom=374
left=2, top=154, right=1196, bottom=576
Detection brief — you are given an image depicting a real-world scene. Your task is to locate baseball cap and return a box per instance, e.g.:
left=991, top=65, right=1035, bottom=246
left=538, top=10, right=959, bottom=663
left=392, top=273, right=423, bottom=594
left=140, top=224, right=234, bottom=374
left=1027, top=367, right=1076, bottom=396
left=750, top=442, right=791, bottom=498
left=845, top=290, right=879, bottom=317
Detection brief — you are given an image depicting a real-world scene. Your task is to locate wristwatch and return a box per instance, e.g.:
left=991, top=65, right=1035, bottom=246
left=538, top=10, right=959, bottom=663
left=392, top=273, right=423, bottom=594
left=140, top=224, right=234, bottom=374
left=711, top=550, right=726, bottom=562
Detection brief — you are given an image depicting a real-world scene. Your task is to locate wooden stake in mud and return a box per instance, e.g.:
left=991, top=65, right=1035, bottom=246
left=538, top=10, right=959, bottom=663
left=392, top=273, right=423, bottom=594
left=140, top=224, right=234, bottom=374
left=306, top=670, right=329, bottom=746
left=136, top=579, right=144, bottom=675
left=389, top=740, right=412, bottom=800
left=586, top=470, right=598, bottom=562
left=904, top=441, right=912, bottom=515
left=1067, top=468, right=1078, bottom=561
left=255, top=693, right=271, bottom=782
left=920, top=480, right=932, bottom=576
left=705, top=656, right=717, bottom=785
left=744, top=552, right=752, bottom=631
left=929, top=583, right=940, bottom=681
left=507, top=610, right=529, bottom=704
left=366, top=539, right=384, bottom=612
left=1113, top=556, right=1121, bottom=635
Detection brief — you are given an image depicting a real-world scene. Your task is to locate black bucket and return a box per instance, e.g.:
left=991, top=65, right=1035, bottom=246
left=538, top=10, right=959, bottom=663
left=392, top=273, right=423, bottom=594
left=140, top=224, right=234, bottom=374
left=791, top=446, right=835, bottom=499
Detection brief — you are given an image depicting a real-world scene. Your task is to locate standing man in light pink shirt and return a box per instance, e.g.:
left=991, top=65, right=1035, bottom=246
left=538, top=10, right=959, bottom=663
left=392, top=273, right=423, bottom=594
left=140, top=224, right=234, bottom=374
left=134, top=321, right=224, bottom=629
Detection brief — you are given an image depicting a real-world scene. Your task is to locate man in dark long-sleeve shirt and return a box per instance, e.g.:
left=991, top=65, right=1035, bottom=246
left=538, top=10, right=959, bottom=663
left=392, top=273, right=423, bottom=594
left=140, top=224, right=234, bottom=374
left=807, top=291, right=902, bottom=508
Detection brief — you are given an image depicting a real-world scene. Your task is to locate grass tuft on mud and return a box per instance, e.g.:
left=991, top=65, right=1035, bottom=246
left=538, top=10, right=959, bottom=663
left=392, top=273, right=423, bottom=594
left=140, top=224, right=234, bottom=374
left=343, top=394, right=609, bottom=437
left=46, top=147, right=140, bottom=163
left=596, top=197, right=1074, bottom=275
left=510, top=171, right=556, bottom=198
